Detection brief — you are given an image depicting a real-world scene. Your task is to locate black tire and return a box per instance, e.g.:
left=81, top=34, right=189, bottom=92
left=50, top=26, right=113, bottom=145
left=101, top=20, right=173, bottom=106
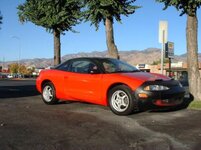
left=42, top=82, right=58, bottom=105
left=108, top=85, right=138, bottom=115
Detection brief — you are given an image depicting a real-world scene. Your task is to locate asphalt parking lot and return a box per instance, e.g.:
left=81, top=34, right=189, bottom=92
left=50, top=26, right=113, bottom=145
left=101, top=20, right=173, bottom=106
left=0, top=79, right=201, bottom=150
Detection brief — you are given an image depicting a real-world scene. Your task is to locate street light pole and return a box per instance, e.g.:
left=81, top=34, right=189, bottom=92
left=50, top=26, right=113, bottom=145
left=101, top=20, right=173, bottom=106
left=11, top=36, right=21, bottom=76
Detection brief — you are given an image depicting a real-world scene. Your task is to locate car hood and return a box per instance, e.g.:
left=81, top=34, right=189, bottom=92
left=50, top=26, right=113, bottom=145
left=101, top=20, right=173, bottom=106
left=119, top=72, right=170, bottom=82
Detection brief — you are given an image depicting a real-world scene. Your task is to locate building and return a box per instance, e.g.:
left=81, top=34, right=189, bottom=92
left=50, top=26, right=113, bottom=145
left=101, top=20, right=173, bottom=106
left=137, top=62, right=201, bottom=83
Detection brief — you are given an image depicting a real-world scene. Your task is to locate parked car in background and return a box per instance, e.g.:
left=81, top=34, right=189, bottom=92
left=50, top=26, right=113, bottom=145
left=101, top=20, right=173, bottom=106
left=36, top=57, right=185, bottom=115
left=7, top=74, right=13, bottom=78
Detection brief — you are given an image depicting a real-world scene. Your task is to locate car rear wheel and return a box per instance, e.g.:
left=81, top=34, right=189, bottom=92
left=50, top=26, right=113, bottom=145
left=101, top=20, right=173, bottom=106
left=42, top=82, right=58, bottom=105
left=108, top=85, right=138, bottom=115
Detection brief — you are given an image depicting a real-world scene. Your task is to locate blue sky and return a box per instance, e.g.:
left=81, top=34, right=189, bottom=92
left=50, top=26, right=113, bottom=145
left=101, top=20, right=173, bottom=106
left=0, top=0, right=201, bottom=61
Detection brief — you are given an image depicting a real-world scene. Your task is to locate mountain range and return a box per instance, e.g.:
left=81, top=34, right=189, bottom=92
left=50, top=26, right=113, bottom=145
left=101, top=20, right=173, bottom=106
left=2, top=48, right=201, bottom=68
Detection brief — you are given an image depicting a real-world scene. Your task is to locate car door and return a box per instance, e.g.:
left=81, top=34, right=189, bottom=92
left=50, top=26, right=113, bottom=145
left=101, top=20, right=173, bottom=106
left=64, top=59, right=103, bottom=104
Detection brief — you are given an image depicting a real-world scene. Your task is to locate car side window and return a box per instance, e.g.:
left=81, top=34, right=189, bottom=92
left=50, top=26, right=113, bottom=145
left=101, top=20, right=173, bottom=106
left=103, top=62, right=116, bottom=73
left=69, top=60, right=99, bottom=74
left=56, top=61, right=70, bottom=71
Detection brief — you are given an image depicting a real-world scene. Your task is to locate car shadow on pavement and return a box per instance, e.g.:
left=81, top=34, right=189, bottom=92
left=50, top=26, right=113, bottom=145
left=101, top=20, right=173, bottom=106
left=0, top=85, right=40, bottom=99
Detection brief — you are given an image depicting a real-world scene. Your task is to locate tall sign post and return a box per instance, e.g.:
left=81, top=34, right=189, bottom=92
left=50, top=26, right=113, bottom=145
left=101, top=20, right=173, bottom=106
left=159, top=21, right=168, bottom=75
left=165, top=41, right=174, bottom=77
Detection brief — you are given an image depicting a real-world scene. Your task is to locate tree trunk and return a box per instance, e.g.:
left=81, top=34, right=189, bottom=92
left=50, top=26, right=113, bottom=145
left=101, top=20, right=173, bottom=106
left=53, top=29, right=61, bottom=66
left=105, top=17, right=119, bottom=59
left=186, top=15, right=201, bottom=100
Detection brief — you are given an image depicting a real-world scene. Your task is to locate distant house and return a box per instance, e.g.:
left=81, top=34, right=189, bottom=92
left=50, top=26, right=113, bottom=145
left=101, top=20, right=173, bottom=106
left=27, top=65, right=36, bottom=70
left=0, top=66, right=9, bottom=73
left=136, top=64, right=151, bottom=72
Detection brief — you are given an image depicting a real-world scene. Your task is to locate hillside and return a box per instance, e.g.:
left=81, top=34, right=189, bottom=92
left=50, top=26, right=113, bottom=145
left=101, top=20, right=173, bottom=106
left=3, top=48, right=201, bottom=68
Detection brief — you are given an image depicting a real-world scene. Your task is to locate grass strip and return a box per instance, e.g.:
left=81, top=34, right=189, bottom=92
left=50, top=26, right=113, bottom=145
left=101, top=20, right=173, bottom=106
left=188, top=100, right=201, bottom=110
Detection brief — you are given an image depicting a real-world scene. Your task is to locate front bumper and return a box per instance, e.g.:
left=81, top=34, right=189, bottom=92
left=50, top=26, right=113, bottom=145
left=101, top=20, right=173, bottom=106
left=135, top=80, right=185, bottom=110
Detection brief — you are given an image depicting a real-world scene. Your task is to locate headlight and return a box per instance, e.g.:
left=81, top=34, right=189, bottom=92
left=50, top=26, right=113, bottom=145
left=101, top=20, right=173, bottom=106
left=144, top=85, right=169, bottom=91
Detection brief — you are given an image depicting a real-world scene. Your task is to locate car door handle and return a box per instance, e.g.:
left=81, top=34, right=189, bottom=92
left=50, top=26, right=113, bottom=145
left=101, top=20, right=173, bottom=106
left=64, top=76, right=68, bottom=79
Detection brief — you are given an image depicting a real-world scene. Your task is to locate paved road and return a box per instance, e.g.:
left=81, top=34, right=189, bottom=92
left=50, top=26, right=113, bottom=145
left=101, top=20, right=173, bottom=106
left=0, top=79, right=38, bottom=99
left=0, top=79, right=201, bottom=150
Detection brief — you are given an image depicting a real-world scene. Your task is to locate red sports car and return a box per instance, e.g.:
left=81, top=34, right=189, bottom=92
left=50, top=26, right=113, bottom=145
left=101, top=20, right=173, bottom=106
left=36, top=57, right=185, bottom=115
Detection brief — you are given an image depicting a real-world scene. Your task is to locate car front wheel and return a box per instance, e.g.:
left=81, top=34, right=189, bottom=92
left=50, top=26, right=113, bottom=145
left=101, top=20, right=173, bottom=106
left=108, top=85, right=138, bottom=115
left=42, top=82, right=58, bottom=105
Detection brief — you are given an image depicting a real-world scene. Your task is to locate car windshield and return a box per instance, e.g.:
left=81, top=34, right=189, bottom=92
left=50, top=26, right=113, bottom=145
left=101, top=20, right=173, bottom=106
left=100, top=59, right=139, bottom=73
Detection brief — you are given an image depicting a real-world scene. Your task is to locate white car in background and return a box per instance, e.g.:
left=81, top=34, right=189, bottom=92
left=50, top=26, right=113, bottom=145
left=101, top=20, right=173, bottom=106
left=7, top=74, right=13, bottom=78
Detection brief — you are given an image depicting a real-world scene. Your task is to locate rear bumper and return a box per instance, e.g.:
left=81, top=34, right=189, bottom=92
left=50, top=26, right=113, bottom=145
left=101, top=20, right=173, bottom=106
left=35, top=77, right=42, bottom=93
